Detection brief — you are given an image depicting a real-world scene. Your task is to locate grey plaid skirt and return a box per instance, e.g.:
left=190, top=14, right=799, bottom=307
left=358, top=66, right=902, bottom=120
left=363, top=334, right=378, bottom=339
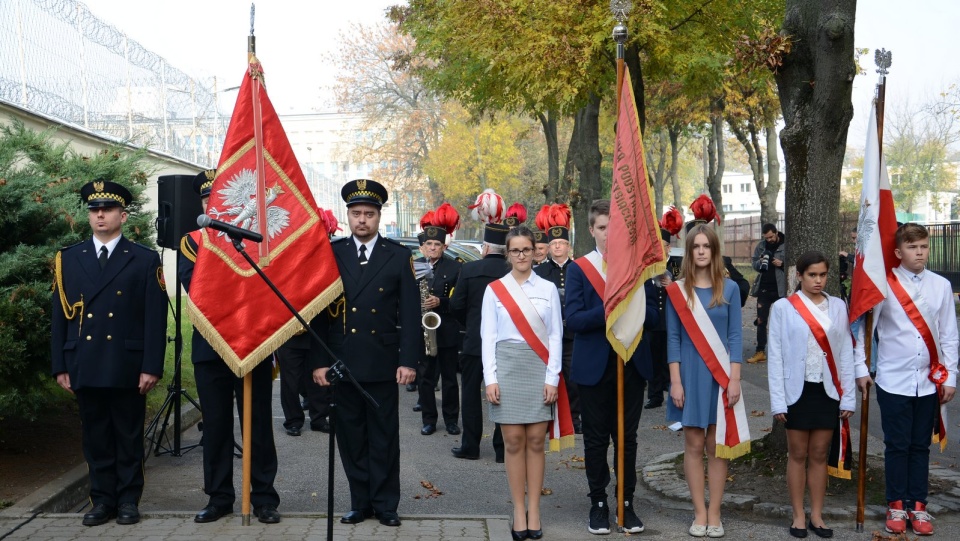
left=488, top=341, right=554, bottom=425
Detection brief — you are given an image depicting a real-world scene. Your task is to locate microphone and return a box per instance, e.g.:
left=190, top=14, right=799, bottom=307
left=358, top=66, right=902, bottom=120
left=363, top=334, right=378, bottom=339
left=197, top=215, right=264, bottom=243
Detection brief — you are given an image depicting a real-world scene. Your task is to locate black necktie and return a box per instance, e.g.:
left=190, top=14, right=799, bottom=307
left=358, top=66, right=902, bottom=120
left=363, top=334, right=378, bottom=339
left=98, top=246, right=108, bottom=270
left=358, top=245, right=367, bottom=265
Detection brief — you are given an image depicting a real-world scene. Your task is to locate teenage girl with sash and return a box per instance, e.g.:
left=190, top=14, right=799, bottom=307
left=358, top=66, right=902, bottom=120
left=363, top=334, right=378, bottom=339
left=767, top=251, right=855, bottom=539
left=665, top=224, right=746, bottom=539
left=481, top=225, right=570, bottom=540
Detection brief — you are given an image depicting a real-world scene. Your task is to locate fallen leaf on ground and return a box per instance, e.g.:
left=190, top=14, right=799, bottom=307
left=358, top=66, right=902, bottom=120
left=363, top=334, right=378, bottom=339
left=541, top=488, right=553, bottom=495
left=651, top=424, right=668, bottom=430
left=750, top=410, right=766, bottom=417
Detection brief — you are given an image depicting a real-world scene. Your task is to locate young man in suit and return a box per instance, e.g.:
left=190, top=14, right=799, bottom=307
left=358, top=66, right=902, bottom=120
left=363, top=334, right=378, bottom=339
left=312, top=179, right=421, bottom=527
left=51, top=180, right=167, bottom=526
left=179, top=171, right=281, bottom=524
left=565, top=199, right=658, bottom=535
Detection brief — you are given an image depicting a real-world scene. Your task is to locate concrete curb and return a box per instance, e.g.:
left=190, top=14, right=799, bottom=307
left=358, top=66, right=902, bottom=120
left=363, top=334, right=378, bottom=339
left=0, top=403, right=202, bottom=518
left=641, top=450, right=960, bottom=520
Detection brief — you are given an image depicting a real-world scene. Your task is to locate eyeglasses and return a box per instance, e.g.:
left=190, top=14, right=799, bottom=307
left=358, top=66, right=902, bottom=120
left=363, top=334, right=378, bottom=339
left=508, top=248, right=534, bottom=257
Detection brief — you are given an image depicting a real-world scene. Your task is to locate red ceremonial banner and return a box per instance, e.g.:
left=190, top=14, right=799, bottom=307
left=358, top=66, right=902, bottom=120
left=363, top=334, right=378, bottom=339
left=186, top=55, right=343, bottom=377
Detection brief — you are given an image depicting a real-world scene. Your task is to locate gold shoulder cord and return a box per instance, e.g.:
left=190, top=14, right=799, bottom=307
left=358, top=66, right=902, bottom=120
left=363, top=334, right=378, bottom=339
left=55, top=251, right=83, bottom=321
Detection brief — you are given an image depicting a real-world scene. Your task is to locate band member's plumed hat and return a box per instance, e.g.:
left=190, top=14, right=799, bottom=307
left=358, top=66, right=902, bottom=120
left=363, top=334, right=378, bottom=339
left=536, top=203, right=571, bottom=242
left=193, top=169, right=216, bottom=198
left=504, top=202, right=527, bottom=228
left=685, top=194, right=720, bottom=235
left=483, top=222, right=509, bottom=245
left=341, top=178, right=388, bottom=208
left=533, top=229, right=547, bottom=245
left=660, top=206, right=684, bottom=242
left=80, top=179, right=132, bottom=209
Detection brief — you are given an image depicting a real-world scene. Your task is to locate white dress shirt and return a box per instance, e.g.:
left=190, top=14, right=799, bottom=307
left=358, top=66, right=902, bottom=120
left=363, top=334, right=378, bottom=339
left=855, top=265, right=960, bottom=396
left=92, top=234, right=122, bottom=258
left=480, top=272, right=563, bottom=387
left=352, top=234, right=378, bottom=260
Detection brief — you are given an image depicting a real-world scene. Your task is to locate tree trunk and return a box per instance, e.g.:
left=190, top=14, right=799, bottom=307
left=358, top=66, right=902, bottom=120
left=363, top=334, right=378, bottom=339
left=626, top=45, right=645, bottom=134
left=570, top=94, right=603, bottom=257
left=647, top=130, right=669, bottom=214
left=764, top=113, right=782, bottom=225
left=669, top=127, right=682, bottom=211
left=772, top=0, right=857, bottom=452
left=707, top=110, right=726, bottom=222
left=538, top=110, right=560, bottom=203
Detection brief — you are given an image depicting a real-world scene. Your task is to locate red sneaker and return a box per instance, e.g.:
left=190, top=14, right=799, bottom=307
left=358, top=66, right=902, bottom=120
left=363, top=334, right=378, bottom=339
left=909, top=501, right=934, bottom=536
left=885, top=500, right=908, bottom=534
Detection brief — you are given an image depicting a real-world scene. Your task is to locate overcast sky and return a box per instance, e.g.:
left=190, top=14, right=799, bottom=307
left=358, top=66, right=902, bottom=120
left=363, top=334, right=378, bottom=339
left=81, top=0, right=959, bottom=150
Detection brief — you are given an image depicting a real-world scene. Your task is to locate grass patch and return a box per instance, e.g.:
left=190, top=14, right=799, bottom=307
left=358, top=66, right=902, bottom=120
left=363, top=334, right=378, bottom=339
left=0, top=499, right=13, bottom=510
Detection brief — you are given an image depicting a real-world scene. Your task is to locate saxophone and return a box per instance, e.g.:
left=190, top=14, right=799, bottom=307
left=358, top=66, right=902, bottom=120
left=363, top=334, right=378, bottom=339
left=420, top=277, right=441, bottom=357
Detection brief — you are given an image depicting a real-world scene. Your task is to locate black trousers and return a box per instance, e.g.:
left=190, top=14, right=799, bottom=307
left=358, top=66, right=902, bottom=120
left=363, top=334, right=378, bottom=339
left=278, top=345, right=330, bottom=430
left=647, top=330, right=669, bottom=400
left=755, top=289, right=781, bottom=352
left=560, top=337, right=580, bottom=424
left=458, top=353, right=503, bottom=457
left=578, top=354, right=645, bottom=503
left=419, top=345, right=460, bottom=426
left=193, top=358, right=279, bottom=509
left=876, top=384, right=939, bottom=505
left=75, top=388, right=146, bottom=507
left=335, top=379, right=400, bottom=513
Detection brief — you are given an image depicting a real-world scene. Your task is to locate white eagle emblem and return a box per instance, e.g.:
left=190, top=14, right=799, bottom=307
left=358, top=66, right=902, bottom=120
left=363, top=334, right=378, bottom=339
left=855, top=198, right=875, bottom=256
left=208, top=168, right=290, bottom=239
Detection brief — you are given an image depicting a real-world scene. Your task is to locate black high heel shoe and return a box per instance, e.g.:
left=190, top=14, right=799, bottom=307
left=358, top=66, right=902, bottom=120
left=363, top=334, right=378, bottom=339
left=510, top=528, right=529, bottom=540
left=526, top=511, right=542, bottom=539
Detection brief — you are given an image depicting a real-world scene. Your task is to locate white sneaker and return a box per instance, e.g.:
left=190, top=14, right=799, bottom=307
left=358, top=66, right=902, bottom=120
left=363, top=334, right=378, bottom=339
left=689, top=522, right=707, bottom=537
left=706, top=523, right=725, bottom=538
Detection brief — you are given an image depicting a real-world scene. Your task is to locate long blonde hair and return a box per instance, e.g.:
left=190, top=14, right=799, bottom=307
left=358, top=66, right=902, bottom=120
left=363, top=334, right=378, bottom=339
left=680, top=224, right=728, bottom=308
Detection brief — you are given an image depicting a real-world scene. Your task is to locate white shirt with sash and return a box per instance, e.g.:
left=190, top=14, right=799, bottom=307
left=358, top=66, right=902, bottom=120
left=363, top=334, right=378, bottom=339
left=767, top=292, right=855, bottom=416
left=855, top=265, right=959, bottom=396
left=480, top=272, right=563, bottom=387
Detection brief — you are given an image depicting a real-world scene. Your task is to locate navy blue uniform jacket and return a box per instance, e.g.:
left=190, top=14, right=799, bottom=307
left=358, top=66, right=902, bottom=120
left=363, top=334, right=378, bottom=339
left=565, top=259, right=659, bottom=386
left=51, top=237, right=167, bottom=389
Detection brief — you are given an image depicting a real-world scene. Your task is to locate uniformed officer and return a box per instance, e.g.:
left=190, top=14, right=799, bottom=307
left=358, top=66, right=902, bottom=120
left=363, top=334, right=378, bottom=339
left=534, top=223, right=581, bottom=432
left=179, top=170, right=281, bottom=524
left=450, top=221, right=511, bottom=461
left=312, top=179, right=421, bottom=528
left=417, top=225, right=463, bottom=436
left=644, top=228, right=683, bottom=409
left=532, top=229, right=549, bottom=266
left=51, top=180, right=166, bottom=527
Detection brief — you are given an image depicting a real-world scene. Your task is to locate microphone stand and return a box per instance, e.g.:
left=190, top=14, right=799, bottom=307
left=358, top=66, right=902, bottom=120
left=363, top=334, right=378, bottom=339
left=225, top=234, right=377, bottom=541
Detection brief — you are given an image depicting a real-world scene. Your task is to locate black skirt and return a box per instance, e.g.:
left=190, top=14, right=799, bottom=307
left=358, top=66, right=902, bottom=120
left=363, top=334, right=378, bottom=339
left=785, top=381, right=840, bottom=431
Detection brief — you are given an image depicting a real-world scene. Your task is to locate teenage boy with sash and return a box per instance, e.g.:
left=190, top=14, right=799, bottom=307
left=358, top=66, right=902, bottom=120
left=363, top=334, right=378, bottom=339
left=855, top=223, right=958, bottom=536
left=565, top=199, right=658, bottom=535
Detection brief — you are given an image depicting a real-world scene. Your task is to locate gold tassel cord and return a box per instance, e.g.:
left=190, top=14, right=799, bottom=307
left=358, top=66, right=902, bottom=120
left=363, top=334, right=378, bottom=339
left=55, top=251, right=83, bottom=320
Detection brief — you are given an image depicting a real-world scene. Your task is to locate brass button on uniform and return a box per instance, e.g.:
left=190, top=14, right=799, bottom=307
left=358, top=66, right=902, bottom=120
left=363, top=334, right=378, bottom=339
left=106, top=335, right=112, bottom=341
left=86, top=335, right=92, bottom=341
left=371, top=309, right=377, bottom=314
left=108, top=313, right=114, bottom=318
left=379, top=288, right=384, bottom=292
left=87, top=313, right=93, bottom=318
left=351, top=307, right=357, bottom=313
left=351, top=328, right=357, bottom=334
left=371, top=330, right=376, bottom=334
left=116, top=290, right=122, bottom=296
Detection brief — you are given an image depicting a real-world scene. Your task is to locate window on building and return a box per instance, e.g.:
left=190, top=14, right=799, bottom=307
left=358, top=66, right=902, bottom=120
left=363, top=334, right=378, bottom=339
left=722, top=204, right=732, bottom=212
left=740, top=183, right=751, bottom=192
left=722, top=184, right=732, bottom=194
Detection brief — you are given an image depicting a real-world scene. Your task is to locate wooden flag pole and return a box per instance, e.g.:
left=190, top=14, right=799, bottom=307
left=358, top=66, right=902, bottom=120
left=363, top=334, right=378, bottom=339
left=241, top=372, right=253, bottom=525
left=856, top=50, right=889, bottom=532
left=611, top=3, right=628, bottom=530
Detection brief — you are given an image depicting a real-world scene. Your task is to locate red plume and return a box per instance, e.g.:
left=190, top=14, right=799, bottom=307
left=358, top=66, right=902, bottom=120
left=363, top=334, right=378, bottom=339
left=534, top=205, right=552, bottom=231
left=433, top=202, right=461, bottom=235
left=547, top=203, right=571, bottom=228
left=660, top=207, right=684, bottom=236
left=318, top=207, right=341, bottom=236
left=506, top=202, right=527, bottom=222
left=419, top=210, right=437, bottom=230
left=690, top=194, right=721, bottom=224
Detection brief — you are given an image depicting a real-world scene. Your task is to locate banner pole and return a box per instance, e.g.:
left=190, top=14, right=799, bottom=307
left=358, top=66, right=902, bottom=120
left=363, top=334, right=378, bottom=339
left=241, top=372, right=253, bottom=525
left=855, top=311, right=872, bottom=532
left=612, top=5, right=627, bottom=529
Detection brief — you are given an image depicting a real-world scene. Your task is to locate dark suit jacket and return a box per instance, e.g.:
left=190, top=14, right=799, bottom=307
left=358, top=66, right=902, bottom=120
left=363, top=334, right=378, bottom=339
left=416, top=255, right=462, bottom=349
left=449, top=253, right=510, bottom=354
left=565, top=259, right=659, bottom=386
left=178, top=232, right=221, bottom=363
left=534, top=258, right=573, bottom=339
left=51, top=236, right=167, bottom=389
left=313, top=235, right=422, bottom=382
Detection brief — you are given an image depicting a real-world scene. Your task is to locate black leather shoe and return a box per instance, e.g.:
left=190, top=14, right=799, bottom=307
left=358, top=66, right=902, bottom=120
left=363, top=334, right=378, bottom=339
left=527, top=526, right=543, bottom=539
left=82, top=503, right=115, bottom=526
left=406, top=383, right=418, bottom=392
left=116, top=503, right=140, bottom=525
left=310, top=419, right=331, bottom=433
left=496, top=454, right=505, bottom=464
left=285, top=425, right=302, bottom=437
left=451, top=446, right=479, bottom=460
left=511, top=528, right=529, bottom=540
left=789, top=525, right=808, bottom=538
left=412, top=403, right=422, bottom=412
left=808, top=520, right=832, bottom=538
left=254, top=505, right=281, bottom=524
left=644, top=398, right=663, bottom=409
left=340, top=508, right=374, bottom=524
left=301, top=399, right=309, bottom=410
left=421, top=424, right=436, bottom=435
left=378, top=511, right=401, bottom=527
left=446, top=423, right=461, bottom=435
left=573, top=423, right=582, bottom=435
left=194, top=504, right=230, bottom=523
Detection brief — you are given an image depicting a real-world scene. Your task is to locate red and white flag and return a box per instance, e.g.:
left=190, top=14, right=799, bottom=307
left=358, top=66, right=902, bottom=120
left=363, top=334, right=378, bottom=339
left=604, top=68, right=665, bottom=360
left=186, top=54, right=343, bottom=376
left=848, top=103, right=898, bottom=323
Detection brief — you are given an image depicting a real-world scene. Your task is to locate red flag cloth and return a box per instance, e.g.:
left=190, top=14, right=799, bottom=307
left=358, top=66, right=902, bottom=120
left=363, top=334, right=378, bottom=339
left=186, top=56, right=343, bottom=377
left=848, top=103, right=898, bottom=323
left=604, top=68, right=665, bottom=360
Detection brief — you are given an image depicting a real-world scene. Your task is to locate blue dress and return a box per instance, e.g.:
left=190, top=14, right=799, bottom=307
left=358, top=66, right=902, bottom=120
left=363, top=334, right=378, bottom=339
left=665, top=280, right=743, bottom=428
